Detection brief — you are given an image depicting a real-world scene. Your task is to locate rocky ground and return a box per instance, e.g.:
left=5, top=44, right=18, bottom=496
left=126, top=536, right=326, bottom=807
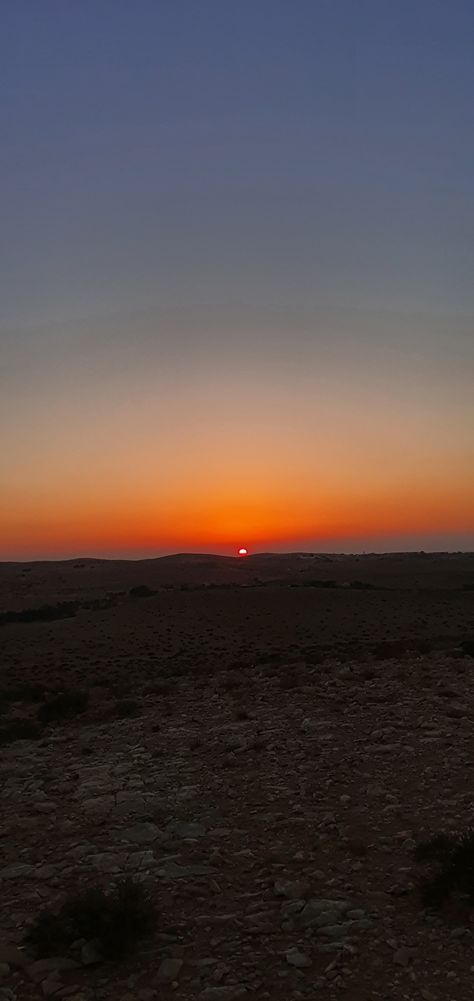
left=1, top=554, right=474, bottom=1000
left=2, top=646, right=474, bottom=1001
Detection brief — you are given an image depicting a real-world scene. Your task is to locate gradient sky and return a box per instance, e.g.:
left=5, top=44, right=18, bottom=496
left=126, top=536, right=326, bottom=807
left=1, top=1, right=473, bottom=559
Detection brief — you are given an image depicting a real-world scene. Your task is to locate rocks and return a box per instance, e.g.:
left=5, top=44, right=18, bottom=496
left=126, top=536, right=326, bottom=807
left=80, top=940, right=102, bottom=966
left=27, top=957, right=80, bottom=983
left=285, top=947, right=312, bottom=968
left=156, top=860, right=216, bottom=878
left=198, top=988, right=247, bottom=1000
left=273, top=878, right=305, bottom=899
left=2, top=612, right=474, bottom=1001
left=155, top=957, right=183, bottom=983
left=299, top=899, right=351, bottom=926
left=41, top=975, right=62, bottom=997
left=0, top=945, right=27, bottom=969
left=166, top=820, right=206, bottom=839
left=394, top=946, right=417, bottom=967
left=319, top=922, right=354, bottom=940
left=81, top=796, right=114, bottom=820
left=0, top=864, right=35, bottom=881
left=115, top=822, right=165, bottom=844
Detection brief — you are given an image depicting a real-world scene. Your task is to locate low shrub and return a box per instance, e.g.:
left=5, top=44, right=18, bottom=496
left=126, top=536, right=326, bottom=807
left=415, top=828, right=474, bottom=908
left=0, top=683, right=46, bottom=703
left=372, top=640, right=407, bottom=660
left=129, top=585, right=156, bottom=598
left=115, top=698, right=139, bottom=718
left=0, top=719, right=42, bottom=745
left=27, top=878, right=156, bottom=959
left=38, top=690, right=89, bottom=724
left=0, top=602, right=78, bottom=625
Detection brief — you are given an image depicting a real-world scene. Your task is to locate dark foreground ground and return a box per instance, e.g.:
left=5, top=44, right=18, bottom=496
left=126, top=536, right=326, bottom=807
left=1, top=552, right=474, bottom=1001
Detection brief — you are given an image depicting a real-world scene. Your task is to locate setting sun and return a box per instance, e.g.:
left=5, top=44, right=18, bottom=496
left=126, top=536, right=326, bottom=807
left=238, top=548, right=248, bottom=556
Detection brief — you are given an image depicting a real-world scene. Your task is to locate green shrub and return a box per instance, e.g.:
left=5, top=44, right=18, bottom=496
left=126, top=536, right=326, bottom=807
left=0, top=719, right=42, bottom=745
left=415, top=828, right=474, bottom=908
left=115, top=698, right=139, bottom=718
left=129, top=585, right=156, bottom=598
left=0, top=602, right=78, bottom=625
left=38, top=690, right=89, bottom=724
left=0, top=683, right=46, bottom=703
left=27, top=878, right=156, bottom=960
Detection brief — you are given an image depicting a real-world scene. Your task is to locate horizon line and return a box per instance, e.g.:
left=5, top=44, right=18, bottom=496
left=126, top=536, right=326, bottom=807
left=2, top=548, right=474, bottom=566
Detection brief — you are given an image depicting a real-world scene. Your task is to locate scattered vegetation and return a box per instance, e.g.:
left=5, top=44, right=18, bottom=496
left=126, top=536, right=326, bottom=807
left=27, top=878, right=156, bottom=960
left=82, top=594, right=120, bottom=611
left=0, top=683, right=46, bottom=703
left=0, top=719, right=42, bottom=745
left=0, top=602, right=78, bottom=625
left=415, top=828, right=474, bottom=908
left=38, top=690, right=89, bottom=724
left=129, top=585, right=156, bottom=598
left=115, top=698, right=139, bottom=718
left=372, top=640, right=407, bottom=660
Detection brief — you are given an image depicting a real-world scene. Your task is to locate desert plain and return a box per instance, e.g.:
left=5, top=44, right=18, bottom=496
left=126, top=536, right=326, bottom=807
left=1, top=551, right=474, bottom=1001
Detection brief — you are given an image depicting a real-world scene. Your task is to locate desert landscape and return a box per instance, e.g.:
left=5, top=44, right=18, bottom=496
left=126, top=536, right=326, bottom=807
left=1, top=552, right=474, bottom=1001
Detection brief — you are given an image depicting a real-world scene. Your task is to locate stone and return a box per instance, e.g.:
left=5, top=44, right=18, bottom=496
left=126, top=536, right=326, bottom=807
left=28, top=958, right=80, bottom=983
left=199, top=989, right=247, bottom=1000
left=117, top=822, right=165, bottom=844
left=394, top=946, right=416, bottom=967
left=285, top=947, right=312, bottom=968
left=127, top=849, right=157, bottom=870
left=0, top=944, right=27, bottom=968
left=41, top=976, right=62, bottom=997
left=156, top=957, right=183, bottom=983
left=81, top=796, right=114, bottom=820
left=274, top=879, right=303, bottom=899
left=166, top=820, right=205, bottom=838
left=157, top=860, right=216, bottom=878
left=300, top=899, right=349, bottom=926
left=0, top=864, right=34, bottom=881
left=318, top=923, right=353, bottom=940
left=34, top=801, right=57, bottom=814
left=81, top=939, right=102, bottom=965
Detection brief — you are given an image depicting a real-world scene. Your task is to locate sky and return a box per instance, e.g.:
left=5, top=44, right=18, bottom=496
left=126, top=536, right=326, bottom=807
left=1, top=0, right=473, bottom=559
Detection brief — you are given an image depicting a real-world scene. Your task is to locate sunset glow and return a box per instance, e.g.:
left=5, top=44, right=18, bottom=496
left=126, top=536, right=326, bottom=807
left=2, top=4, right=474, bottom=561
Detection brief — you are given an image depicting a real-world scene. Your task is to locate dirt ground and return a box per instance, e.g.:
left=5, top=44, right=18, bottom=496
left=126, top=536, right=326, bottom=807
left=1, top=552, right=474, bottom=1001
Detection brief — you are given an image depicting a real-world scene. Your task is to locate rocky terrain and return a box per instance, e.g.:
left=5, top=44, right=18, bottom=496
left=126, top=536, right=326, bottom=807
left=1, top=553, right=474, bottom=1001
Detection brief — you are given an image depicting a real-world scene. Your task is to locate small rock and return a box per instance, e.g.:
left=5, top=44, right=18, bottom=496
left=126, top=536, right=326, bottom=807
left=0, top=945, right=27, bottom=968
left=199, top=988, right=247, bottom=1000
left=394, top=946, right=415, bottom=967
left=41, top=976, right=62, bottom=997
left=28, top=958, right=80, bottom=983
left=81, top=939, right=102, bottom=966
left=285, top=947, right=312, bottom=969
left=318, top=923, right=353, bottom=940
left=117, top=822, right=165, bottom=845
left=156, top=957, right=183, bottom=983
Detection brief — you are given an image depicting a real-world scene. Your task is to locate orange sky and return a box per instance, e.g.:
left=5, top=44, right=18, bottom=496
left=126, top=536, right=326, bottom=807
left=2, top=361, right=473, bottom=558
left=2, top=4, right=474, bottom=560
